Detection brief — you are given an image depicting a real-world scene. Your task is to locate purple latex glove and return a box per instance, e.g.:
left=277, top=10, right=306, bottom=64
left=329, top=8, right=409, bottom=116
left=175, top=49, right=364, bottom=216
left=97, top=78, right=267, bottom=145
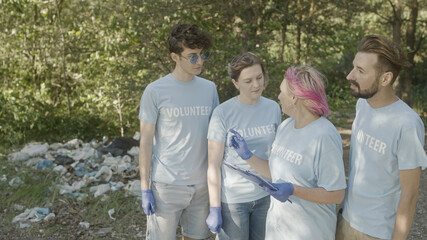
left=141, top=190, right=156, bottom=215
left=265, top=182, right=294, bottom=202
left=206, top=207, right=222, bottom=233
left=228, top=129, right=253, bottom=160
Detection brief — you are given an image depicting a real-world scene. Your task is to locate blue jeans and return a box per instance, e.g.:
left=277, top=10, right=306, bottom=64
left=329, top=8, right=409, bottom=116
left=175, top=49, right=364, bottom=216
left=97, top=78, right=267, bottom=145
left=218, top=196, right=270, bottom=240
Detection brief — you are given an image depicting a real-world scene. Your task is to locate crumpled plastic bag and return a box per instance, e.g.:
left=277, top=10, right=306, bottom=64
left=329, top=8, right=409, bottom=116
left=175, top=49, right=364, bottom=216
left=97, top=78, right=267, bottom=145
left=90, top=183, right=110, bottom=197
left=53, top=165, right=67, bottom=175
left=94, top=166, right=112, bottom=182
left=124, top=180, right=141, bottom=197
left=69, top=145, right=96, bottom=161
left=59, top=180, right=88, bottom=195
left=9, top=177, right=24, bottom=187
left=7, top=152, right=30, bottom=162
left=20, top=143, right=49, bottom=157
left=12, top=207, right=52, bottom=223
left=64, top=139, right=83, bottom=149
left=102, top=155, right=131, bottom=174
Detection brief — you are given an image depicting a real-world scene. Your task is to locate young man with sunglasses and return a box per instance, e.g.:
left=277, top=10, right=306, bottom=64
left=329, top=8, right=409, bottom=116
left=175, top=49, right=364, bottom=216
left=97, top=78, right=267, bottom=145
left=138, top=23, right=219, bottom=240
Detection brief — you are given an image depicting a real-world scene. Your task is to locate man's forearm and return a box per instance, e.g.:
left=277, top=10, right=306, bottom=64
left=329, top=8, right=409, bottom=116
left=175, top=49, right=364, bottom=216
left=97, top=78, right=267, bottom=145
left=392, top=191, right=418, bottom=240
left=207, top=165, right=221, bottom=207
left=392, top=168, right=421, bottom=240
left=139, top=140, right=153, bottom=190
left=207, top=140, right=225, bottom=207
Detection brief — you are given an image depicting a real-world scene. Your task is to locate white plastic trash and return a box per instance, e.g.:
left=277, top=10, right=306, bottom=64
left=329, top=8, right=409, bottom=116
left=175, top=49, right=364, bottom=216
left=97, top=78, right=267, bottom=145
left=7, top=152, right=30, bottom=162
left=69, top=146, right=96, bottom=161
left=94, top=166, right=112, bottom=182
left=53, top=165, right=67, bottom=175
left=124, top=180, right=141, bottom=197
left=110, top=181, right=125, bottom=191
left=20, top=143, right=49, bottom=157
left=59, top=180, right=88, bottom=195
left=108, top=208, right=116, bottom=220
left=64, top=139, right=83, bottom=149
left=79, top=221, right=90, bottom=228
left=90, top=183, right=110, bottom=197
left=127, top=146, right=139, bottom=157
left=49, top=142, right=64, bottom=151
left=24, top=157, right=43, bottom=167
left=13, top=208, right=37, bottom=223
left=44, top=212, right=55, bottom=221
left=133, top=131, right=140, bottom=141
left=9, top=177, right=24, bottom=187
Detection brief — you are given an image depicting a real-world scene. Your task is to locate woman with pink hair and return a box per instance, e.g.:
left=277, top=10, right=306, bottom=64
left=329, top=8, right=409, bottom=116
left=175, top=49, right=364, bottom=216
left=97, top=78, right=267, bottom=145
left=229, top=65, right=347, bottom=239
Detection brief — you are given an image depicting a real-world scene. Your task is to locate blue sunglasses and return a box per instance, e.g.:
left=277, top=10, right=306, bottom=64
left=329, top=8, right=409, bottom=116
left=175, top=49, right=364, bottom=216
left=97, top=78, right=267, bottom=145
left=180, top=52, right=211, bottom=64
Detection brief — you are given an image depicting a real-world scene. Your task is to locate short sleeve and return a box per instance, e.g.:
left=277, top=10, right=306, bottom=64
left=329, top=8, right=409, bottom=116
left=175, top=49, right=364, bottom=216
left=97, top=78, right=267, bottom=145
left=316, top=134, right=347, bottom=191
left=207, top=107, right=227, bottom=143
left=275, top=104, right=282, bottom=127
left=397, top=121, right=427, bottom=170
left=211, top=85, right=220, bottom=113
left=139, top=85, right=158, bottom=124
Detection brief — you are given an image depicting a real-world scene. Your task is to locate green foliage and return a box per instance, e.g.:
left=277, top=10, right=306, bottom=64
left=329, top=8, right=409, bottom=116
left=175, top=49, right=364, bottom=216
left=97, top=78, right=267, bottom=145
left=0, top=0, right=426, bottom=147
left=0, top=89, right=117, bottom=146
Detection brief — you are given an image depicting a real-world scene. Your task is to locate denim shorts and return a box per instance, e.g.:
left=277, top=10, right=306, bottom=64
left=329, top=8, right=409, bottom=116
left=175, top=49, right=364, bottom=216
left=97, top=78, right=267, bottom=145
left=146, top=181, right=211, bottom=240
left=217, top=195, right=270, bottom=240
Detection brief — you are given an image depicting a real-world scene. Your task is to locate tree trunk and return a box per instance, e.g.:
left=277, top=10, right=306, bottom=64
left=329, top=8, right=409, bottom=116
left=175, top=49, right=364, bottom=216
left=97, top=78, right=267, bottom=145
left=279, top=1, right=290, bottom=62
left=305, top=1, right=315, bottom=64
left=33, top=3, right=38, bottom=86
left=57, top=0, right=71, bottom=117
left=296, top=0, right=303, bottom=64
left=389, top=0, right=403, bottom=97
left=241, top=0, right=257, bottom=51
left=115, top=88, right=124, bottom=137
left=279, top=25, right=287, bottom=62
left=392, top=0, right=402, bottom=45
left=401, top=0, right=419, bottom=105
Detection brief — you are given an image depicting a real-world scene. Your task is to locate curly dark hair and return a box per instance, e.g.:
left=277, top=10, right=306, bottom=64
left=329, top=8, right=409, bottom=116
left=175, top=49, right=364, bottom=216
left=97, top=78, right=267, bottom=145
left=167, top=23, right=213, bottom=54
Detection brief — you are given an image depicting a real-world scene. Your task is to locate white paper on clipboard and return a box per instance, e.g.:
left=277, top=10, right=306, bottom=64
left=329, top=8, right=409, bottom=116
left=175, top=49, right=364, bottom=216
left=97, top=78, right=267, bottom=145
left=223, top=161, right=278, bottom=191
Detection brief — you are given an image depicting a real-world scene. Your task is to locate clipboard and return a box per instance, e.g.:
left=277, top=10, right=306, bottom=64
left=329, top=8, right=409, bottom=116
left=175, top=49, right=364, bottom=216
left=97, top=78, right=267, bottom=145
left=223, top=161, right=278, bottom=191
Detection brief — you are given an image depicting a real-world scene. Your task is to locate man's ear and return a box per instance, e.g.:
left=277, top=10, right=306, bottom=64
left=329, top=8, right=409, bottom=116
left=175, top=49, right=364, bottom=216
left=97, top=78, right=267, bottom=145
left=232, top=79, right=239, bottom=90
left=171, top=52, right=178, bottom=62
left=381, top=72, right=393, bottom=86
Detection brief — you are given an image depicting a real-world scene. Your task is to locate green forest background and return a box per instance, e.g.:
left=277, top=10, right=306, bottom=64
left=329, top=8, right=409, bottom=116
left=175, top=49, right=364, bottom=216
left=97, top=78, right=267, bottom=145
left=1, top=0, right=426, bottom=149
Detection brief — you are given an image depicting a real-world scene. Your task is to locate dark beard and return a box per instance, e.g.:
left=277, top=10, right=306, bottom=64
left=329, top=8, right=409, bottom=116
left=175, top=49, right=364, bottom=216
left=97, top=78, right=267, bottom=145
left=350, top=80, right=379, bottom=99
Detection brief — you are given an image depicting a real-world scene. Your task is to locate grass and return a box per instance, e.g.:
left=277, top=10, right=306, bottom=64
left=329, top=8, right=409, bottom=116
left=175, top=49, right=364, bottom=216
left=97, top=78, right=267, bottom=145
left=0, top=162, right=55, bottom=206
left=0, top=153, right=145, bottom=239
left=80, top=190, right=141, bottom=225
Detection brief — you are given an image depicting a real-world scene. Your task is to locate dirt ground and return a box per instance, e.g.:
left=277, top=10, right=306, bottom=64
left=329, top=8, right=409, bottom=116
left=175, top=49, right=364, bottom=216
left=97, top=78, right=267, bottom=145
left=1, top=119, right=426, bottom=239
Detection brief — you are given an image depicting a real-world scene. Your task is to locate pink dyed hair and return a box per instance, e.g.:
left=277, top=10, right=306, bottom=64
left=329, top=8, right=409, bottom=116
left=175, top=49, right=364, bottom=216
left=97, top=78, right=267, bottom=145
left=284, top=65, right=330, bottom=116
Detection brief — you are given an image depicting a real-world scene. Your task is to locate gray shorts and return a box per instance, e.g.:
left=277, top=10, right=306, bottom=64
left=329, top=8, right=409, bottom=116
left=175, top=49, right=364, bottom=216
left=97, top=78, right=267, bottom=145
left=145, top=181, right=211, bottom=240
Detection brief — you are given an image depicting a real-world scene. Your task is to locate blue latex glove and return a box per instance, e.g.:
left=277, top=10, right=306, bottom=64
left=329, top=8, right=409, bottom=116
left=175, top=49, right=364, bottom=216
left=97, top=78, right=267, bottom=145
left=141, top=190, right=156, bottom=215
left=264, top=182, right=294, bottom=202
left=228, top=129, right=253, bottom=160
left=206, top=207, right=222, bottom=233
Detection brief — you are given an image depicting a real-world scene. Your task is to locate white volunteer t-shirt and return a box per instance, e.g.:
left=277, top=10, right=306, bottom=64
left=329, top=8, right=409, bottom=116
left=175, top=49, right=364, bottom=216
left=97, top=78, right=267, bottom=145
left=266, top=117, right=346, bottom=240
left=208, top=96, right=281, bottom=203
left=139, top=73, right=219, bottom=185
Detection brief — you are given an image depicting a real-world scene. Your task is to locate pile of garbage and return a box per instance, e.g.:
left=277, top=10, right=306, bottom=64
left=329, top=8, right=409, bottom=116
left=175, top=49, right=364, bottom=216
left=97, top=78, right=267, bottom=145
left=5, top=133, right=143, bottom=228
